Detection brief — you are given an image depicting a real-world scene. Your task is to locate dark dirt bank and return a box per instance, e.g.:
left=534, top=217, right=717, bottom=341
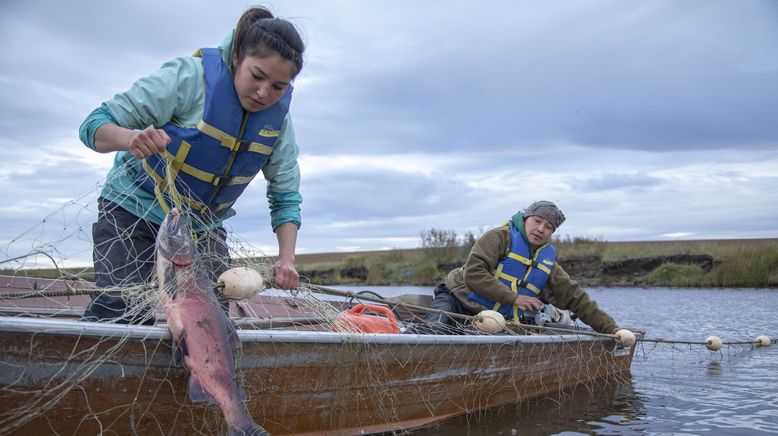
left=298, top=253, right=718, bottom=288
left=7, top=239, right=775, bottom=288
left=557, top=254, right=717, bottom=287
left=295, top=238, right=778, bottom=288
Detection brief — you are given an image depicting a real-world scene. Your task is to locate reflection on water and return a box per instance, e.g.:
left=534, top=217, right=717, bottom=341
left=333, top=286, right=778, bottom=435
left=610, top=287, right=778, bottom=435
left=422, top=375, right=646, bottom=435
left=706, top=360, right=723, bottom=377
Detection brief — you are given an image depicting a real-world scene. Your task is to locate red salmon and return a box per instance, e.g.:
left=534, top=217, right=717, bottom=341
left=156, top=209, right=267, bottom=436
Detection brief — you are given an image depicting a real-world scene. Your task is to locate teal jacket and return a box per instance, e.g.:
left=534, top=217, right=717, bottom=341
left=79, top=33, right=302, bottom=231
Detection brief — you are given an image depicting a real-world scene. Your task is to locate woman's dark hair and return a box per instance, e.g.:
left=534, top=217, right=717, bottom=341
left=232, top=6, right=305, bottom=77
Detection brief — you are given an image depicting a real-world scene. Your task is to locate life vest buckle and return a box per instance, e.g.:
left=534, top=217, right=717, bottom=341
left=211, top=176, right=232, bottom=187
left=221, top=136, right=237, bottom=149
left=236, top=140, right=252, bottom=152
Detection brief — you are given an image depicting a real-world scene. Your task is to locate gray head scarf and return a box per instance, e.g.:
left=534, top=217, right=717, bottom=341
left=523, top=200, right=566, bottom=230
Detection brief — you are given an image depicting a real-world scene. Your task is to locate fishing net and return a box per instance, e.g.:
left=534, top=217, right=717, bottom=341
left=0, top=160, right=773, bottom=435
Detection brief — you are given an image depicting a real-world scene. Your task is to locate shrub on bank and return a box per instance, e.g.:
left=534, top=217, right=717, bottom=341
left=411, top=261, right=440, bottom=285
left=647, top=263, right=716, bottom=287
left=6, top=236, right=777, bottom=289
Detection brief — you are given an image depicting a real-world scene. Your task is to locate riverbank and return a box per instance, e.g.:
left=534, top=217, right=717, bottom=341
left=294, top=238, right=778, bottom=288
left=5, top=238, right=776, bottom=289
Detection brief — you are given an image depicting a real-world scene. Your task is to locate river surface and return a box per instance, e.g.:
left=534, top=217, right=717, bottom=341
left=331, top=286, right=778, bottom=435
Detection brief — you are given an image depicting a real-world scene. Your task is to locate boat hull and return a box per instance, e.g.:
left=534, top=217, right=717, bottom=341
left=0, top=317, right=634, bottom=435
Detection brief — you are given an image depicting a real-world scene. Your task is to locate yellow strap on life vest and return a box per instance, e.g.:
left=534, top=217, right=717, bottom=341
left=506, top=252, right=532, bottom=265
left=143, top=140, right=243, bottom=214
left=534, top=243, right=553, bottom=274
left=490, top=302, right=522, bottom=325
left=512, top=306, right=520, bottom=326
left=524, top=282, right=541, bottom=295
left=492, top=265, right=521, bottom=325
left=519, top=248, right=543, bottom=295
left=178, top=193, right=235, bottom=215
left=494, top=269, right=541, bottom=295
left=197, top=120, right=273, bottom=155
left=494, top=263, right=518, bottom=284
left=153, top=183, right=171, bottom=215
left=490, top=247, right=546, bottom=326
left=149, top=181, right=235, bottom=215
left=164, top=141, right=191, bottom=213
left=142, top=159, right=177, bottom=215
left=161, top=150, right=256, bottom=186
left=167, top=141, right=190, bottom=176
left=506, top=252, right=551, bottom=274
left=490, top=230, right=555, bottom=326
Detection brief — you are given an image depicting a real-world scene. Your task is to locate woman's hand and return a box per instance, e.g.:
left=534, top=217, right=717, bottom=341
left=273, top=222, right=299, bottom=290
left=128, top=126, right=170, bottom=159
left=272, top=258, right=299, bottom=290
left=514, top=295, right=542, bottom=311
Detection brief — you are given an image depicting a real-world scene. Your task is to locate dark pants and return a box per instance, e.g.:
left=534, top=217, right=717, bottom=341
left=81, top=198, right=230, bottom=324
left=406, top=284, right=473, bottom=335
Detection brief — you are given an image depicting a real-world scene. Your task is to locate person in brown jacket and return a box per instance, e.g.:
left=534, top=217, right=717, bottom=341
left=411, top=200, right=621, bottom=335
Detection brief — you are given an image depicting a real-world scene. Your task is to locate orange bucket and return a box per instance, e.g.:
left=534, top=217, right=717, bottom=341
left=333, top=304, right=400, bottom=334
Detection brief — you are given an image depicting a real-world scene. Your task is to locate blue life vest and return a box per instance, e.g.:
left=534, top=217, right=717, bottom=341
left=468, top=221, right=557, bottom=324
left=136, top=47, right=292, bottom=217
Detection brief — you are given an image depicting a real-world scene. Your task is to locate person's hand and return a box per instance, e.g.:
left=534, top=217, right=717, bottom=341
left=128, top=126, right=170, bottom=159
left=272, top=258, right=299, bottom=290
left=514, top=295, right=542, bottom=311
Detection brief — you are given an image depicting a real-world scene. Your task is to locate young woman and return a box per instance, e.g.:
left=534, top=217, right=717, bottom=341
left=411, top=201, right=627, bottom=335
left=80, top=7, right=305, bottom=323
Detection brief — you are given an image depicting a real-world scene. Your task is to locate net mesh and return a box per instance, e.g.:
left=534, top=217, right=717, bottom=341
left=0, top=162, right=769, bottom=435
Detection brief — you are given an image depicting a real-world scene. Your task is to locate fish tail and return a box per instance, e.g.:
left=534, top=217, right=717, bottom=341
left=187, top=372, right=217, bottom=404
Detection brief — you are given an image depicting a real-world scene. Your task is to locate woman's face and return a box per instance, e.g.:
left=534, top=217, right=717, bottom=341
left=524, top=215, right=555, bottom=248
left=232, top=53, right=296, bottom=112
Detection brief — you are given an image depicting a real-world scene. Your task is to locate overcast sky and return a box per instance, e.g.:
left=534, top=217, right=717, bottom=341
left=1, top=0, right=777, bottom=267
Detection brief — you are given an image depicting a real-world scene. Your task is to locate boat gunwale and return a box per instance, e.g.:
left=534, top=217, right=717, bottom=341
left=0, top=315, right=614, bottom=346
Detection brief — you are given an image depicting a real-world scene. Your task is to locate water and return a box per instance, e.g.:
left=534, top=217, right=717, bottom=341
left=334, top=286, right=778, bottom=435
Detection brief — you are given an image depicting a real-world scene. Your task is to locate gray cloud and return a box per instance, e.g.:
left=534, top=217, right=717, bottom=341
left=573, top=173, right=663, bottom=192
left=1, top=0, right=777, bottom=262
left=294, top=0, right=778, bottom=154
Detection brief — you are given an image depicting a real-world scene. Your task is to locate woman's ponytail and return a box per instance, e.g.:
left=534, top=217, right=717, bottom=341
left=232, top=6, right=305, bottom=77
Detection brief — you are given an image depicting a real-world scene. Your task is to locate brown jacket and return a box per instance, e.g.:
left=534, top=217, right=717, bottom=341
left=446, top=224, right=618, bottom=334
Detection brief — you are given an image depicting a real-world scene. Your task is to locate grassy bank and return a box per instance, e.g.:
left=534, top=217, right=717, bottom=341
left=294, top=238, right=778, bottom=288
left=4, top=238, right=776, bottom=289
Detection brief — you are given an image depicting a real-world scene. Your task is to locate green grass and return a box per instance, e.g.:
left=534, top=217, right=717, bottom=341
left=295, top=238, right=778, bottom=288
left=713, top=245, right=778, bottom=288
left=4, top=239, right=777, bottom=289
left=647, top=263, right=717, bottom=287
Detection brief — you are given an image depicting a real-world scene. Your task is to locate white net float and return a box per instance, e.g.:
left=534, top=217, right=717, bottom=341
left=705, top=335, right=722, bottom=351
left=217, top=267, right=265, bottom=300
left=473, top=310, right=506, bottom=333
left=614, top=329, right=636, bottom=347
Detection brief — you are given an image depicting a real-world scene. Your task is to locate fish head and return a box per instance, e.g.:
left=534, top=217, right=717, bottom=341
left=156, top=209, right=197, bottom=267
